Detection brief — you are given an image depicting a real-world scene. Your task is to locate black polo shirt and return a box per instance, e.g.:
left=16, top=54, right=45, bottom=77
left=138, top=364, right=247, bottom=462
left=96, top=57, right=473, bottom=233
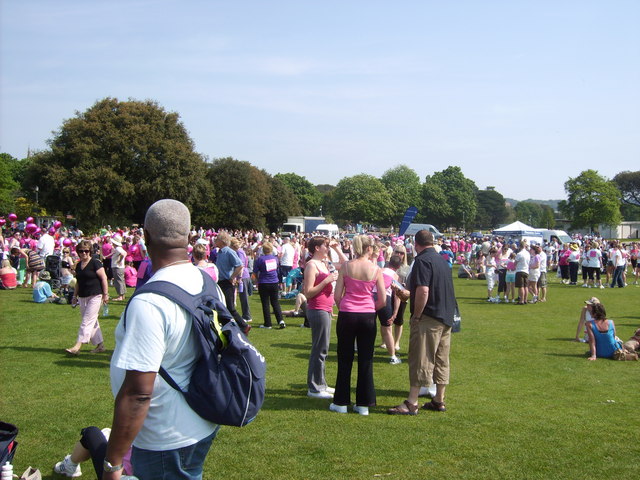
left=409, top=247, right=456, bottom=326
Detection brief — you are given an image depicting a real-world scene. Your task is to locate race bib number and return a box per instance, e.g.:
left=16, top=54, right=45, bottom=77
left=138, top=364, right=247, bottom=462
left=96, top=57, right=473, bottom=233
left=265, top=258, right=278, bottom=272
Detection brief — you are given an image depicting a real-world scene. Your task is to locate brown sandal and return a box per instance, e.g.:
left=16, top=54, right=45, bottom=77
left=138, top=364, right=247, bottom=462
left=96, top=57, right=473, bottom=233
left=387, top=400, right=418, bottom=416
left=422, top=400, right=446, bottom=412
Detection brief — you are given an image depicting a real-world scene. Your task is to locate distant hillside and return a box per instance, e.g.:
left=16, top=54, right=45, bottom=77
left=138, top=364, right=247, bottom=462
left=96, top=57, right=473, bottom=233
left=505, top=199, right=561, bottom=211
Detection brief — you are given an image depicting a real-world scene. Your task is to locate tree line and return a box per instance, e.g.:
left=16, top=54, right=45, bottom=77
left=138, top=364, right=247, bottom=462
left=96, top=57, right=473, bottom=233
left=1, top=98, right=639, bottom=232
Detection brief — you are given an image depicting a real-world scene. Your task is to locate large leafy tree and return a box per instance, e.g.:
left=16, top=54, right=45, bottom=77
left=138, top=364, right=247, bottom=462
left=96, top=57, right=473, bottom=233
left=422, top=166, right=478, bottom=229
left=475, top=187, right=509, bottom=229
left=331, top=174, right=394, bottom=225
left=0, top=153, right=19, bottom=213
left=205, top=157, right=270, bottom=230
left=613, top=170, right=640, bottom=220
left=558, top=169, right=621, bottom=231
left=380, top=165, right=422, bottom=226
left=613, top=170, right=640, bottom=206
left=274, top=172, right=321, bottom=216
left=265, top=175, right=302, bottom=232
left=23, top=98, right=210, bottom=228
left=514, top=201, right=543, bottom=226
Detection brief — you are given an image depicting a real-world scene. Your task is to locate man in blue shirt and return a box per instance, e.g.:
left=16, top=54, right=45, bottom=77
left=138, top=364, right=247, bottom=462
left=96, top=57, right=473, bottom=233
left=215, top=232, right=251, bottom=334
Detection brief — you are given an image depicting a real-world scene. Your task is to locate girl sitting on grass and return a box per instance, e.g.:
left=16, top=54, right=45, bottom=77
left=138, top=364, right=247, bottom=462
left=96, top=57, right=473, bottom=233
left=586, top=303, right=622, bottom=361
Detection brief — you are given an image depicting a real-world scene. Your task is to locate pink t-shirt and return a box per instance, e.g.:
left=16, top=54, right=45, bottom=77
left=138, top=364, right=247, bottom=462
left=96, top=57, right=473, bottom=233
left=339, top=275, right=376, bottom=313
left=307, top=271, right=334, bottom=312
left=102, top=243, right=113, bottom=258
left=124, top=265, right=138, bottom=287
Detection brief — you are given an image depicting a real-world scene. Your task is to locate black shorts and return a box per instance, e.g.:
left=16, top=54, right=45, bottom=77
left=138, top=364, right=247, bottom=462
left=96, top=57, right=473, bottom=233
left=376, top=295, right=393, bottom=327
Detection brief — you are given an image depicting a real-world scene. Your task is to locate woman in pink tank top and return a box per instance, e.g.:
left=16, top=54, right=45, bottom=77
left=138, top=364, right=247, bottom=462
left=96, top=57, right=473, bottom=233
left=330, top=235, right=386, bottom=416
left=303, top=237, right=339, bottom=399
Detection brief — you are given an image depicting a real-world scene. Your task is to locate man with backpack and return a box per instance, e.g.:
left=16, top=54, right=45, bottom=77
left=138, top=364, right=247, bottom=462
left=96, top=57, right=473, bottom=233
left=104, top=199, right=219, bottom=480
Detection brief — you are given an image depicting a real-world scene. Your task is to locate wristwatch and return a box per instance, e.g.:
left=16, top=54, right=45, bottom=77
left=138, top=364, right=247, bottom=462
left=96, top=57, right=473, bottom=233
left=103, top=460, right=123, bottom=473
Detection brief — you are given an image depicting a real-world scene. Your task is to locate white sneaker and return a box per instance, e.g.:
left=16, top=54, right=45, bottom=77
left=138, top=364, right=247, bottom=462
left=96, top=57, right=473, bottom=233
left=599, top=285, right=605, bottom=289
left=419, top=385, right=437, bottom=398
left=353, top=405, right=369, bottom=416
left=308, top=390, right=333, bottom=399
left=582, top=284, right=588, bottom=288
left=329, top=403, right=347, bottom=413
left=54, top=454, right=82, bottom=477
left=390, top=356, right=402, bottom=365
left=324, top=386, right=335, bottom=394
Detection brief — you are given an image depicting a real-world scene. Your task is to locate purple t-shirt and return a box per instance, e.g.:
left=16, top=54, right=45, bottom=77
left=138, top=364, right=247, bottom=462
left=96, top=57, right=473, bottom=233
left=253, top=254, right=279, bottom=284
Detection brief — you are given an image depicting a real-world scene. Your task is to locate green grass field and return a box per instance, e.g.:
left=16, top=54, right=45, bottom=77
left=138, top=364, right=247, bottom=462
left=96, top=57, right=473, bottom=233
left=1, top=273, right=639, bottom=480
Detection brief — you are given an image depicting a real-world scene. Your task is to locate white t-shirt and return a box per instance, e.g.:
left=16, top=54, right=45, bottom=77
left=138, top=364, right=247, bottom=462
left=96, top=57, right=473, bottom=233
left=515, top=249, right=531, bottom=273
left=110, top=263, right=216, bottom=450
left=112, top=246, right=127, bottom=269
left=584, top=249, right=602, bottom=268
left=538, top=251, right=547, bottom=271
left=37, top=233, right=54, bottom=258
left=280, top=243, right=294, bottom=267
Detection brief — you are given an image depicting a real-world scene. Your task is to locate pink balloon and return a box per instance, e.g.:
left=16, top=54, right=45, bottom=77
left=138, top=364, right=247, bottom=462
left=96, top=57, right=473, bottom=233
left=53, top=220, right=62, bottom=229
left=55, top=239, right=60, bottom=247
left=8, top=213, right=17, bottom=222
left=26, top=216, right=34, bottom=223
left=63, top=238, right=73, bottom=247
left=25, top=223, right=37, bottom=234
left=35, top=227, right=42, bottom=234
left=48, top=227, right=56, bottom=235
left=0, top=218, right=6, bottom=226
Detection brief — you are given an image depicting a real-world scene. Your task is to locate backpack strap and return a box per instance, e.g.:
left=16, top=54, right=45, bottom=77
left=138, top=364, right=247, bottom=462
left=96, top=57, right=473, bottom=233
left=122, top=269, right=231, bottom=391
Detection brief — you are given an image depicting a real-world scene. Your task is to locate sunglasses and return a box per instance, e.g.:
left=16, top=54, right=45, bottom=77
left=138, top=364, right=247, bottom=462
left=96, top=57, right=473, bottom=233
left=77, top=249, right=90, bottom=253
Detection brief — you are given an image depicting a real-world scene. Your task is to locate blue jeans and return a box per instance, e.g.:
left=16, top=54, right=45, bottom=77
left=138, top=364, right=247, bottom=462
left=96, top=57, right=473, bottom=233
left=131, top=427, right=219, bottom=480
left=610, top=265, right=625, bottom=288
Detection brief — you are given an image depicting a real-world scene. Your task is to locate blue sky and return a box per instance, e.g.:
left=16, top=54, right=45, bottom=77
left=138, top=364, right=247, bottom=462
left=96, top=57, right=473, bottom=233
left=2, top=0, right=638, bottom=200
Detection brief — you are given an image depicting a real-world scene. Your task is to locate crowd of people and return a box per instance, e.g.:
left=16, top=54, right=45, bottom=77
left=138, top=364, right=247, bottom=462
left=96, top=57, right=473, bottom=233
left=1, top=209, right=639, bottom=479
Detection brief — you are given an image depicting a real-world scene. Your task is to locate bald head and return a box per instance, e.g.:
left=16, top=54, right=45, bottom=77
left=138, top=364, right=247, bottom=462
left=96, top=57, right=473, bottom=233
left=144, top=199, right=191, bottom=249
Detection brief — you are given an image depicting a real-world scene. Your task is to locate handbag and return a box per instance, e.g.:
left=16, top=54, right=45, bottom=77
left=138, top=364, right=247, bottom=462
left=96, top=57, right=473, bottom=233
left=452, top=301, right=462, bottom=333
left=20, top=467, right=42, bottom=480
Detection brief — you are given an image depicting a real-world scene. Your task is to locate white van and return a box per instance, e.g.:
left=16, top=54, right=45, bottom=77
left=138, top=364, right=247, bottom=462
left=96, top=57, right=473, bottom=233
left=315, top=223, right=340, bottom=237
left=403, top=223, right=444, bottom=238
left=537, top=229, right=572, bottom=245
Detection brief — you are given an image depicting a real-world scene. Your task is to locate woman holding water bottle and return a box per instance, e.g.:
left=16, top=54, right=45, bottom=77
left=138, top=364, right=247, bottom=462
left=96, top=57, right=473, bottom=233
left=303, top=236, right=339, bottom=399
left=65, top=240, right=108, bottom=355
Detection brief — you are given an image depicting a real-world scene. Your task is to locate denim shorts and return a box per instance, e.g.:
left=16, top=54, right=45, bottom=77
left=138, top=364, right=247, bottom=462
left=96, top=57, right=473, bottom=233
left=131, top=427, right=219, bottom=480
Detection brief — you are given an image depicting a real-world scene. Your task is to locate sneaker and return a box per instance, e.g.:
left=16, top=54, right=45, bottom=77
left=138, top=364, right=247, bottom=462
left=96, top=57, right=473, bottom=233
left=582, top=284, right=588, bottom=288
left=599, top=285, right=605, bottom=289
left=54, top=454, right=82, bottom=478
left=243, top=325, right=252, bottom=335
left=353, top=405, right=369, bottom=416
left=278, top=321, right=286, bottom=329
left=324, top=386, right=335, bottom=394
left=244, top=318, right=253, bottom=323
left=259, top=325, right=272, bottom=329
left=493, top=297, right=500, bottom=303
left=308, top=390, right=333, bottom=399
left=390, top=356, right=402, bottom=365
left=329, top=403, right=347, bottom=414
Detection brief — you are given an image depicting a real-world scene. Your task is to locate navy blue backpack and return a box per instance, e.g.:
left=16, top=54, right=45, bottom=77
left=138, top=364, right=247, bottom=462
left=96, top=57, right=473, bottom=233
left=124, top=269, right=266, bottom=427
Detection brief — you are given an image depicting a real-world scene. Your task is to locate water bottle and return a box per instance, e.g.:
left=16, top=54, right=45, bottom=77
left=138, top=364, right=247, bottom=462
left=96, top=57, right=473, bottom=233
left=1, top=462, right=13, bottom=480
left=102, top=303, right=109, bottom=317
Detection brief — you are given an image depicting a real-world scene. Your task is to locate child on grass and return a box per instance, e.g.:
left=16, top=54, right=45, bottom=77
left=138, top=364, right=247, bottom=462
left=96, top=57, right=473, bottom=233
left=505, top=252, right=517, bottom=303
